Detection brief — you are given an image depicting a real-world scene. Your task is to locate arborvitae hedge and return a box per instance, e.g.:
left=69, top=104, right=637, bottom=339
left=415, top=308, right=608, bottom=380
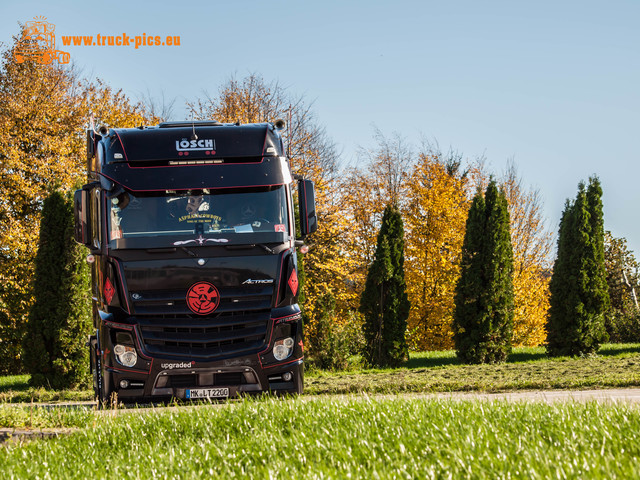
left=547, top=177, right=609, bottom=356
left=454, top=180, right=514, bottom=364
left=22, top=190, right=92, bottom=389
left=360, top=204, right=410, bottom=367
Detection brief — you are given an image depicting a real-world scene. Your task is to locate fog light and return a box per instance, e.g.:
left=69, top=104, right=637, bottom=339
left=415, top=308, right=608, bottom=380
left=114, top=344, right=137, bottom=367
left=119, top=379, right=130, bottom=389
left=273, top=337, right=294, bottom=361
left=282, top=371, right=293, bottom=382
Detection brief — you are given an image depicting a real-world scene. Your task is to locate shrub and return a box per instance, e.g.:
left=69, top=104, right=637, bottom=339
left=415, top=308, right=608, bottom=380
left=547, top=177, right=609, bottom=356
left=360, top=204, right=410, bottom=367
left=453, top=180, right=514, bottom=364
left=22, top=190, right=92, bottom=389
left=307, top=294, right=364, bottom=371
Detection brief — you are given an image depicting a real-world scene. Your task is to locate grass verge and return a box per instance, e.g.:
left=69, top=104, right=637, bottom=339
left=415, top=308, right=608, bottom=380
left=0, top=403, right=93, bottom=429
left=2, top=344, right=640, bottom=403
left=1, top=397, right=640, bottom=478
left=305, top=343, right=640, bottom=395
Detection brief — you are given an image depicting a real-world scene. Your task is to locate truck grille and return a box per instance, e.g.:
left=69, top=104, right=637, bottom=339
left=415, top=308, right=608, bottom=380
left=130, top=285, right=273, bottom=359
left=135, top=309, right=270, bottom=359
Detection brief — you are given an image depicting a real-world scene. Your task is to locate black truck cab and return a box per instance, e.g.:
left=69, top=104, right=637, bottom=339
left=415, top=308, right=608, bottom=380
left=74, top=121, right=317, bottom=403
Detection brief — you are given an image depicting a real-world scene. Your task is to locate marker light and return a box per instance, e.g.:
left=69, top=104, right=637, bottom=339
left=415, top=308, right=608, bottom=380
left=273, top=337, right=295, bottom=361
left=114, top=344, right=137, bottom=367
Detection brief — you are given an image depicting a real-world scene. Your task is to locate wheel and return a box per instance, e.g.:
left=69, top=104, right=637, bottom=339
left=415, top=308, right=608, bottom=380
left=92, top=342, right=114, bottom=409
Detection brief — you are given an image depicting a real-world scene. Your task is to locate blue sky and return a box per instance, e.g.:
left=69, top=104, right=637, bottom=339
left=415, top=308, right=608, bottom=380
left=2, top=0, right=639, bottom=256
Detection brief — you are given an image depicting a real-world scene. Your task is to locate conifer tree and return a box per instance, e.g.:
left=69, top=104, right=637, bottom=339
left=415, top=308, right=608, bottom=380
left=547, top=177, right=609, bottom=356
left=22, top=190, right=92, bottom=388
left=360, top=204, right=410, bottom=367
left=454, top=180, right=514, bottom=363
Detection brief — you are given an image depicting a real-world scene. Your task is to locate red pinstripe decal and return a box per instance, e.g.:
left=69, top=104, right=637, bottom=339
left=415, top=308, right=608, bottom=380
left=125, top=158, right=266, bottom=169
left=263, top=356, right=303, bottom=370
left=113, top=131, right=129, bottom=163
left=99, top=172, right=284, bottom=193
left=107, top=366, right=149, bottom=375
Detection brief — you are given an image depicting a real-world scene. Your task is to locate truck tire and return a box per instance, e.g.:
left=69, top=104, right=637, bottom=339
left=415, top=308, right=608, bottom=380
left=91, top=339, right=113, bottom=409
left=96, top=367, right=116, bottom=409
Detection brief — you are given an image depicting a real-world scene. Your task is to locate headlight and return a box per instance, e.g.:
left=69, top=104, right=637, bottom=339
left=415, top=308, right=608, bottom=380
left=114, top=344, right=137, bottom=367
left=273, top=337, right=295, bottom=361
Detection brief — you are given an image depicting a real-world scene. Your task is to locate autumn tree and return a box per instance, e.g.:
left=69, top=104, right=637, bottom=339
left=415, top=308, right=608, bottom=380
left=547, top=177, right=609, bottom=356
left=360, top=204, right=410, bottom=367
left=500, top=162, right=552, bottom=346
left=604, top=232, right=639, bottom=312
left=454, top=180, right=514, bottom=364
left=188, top=74, right=355, bottom=352
left=604, top=231, right=640, bottom=341
left=403, top=150, right=469, bottom=350
left=0, top=31, right=150, bottom=373
left=339, top=129, right=414, bottom=313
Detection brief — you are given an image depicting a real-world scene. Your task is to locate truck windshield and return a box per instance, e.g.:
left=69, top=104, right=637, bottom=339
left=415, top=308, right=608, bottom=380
left=109, top=185, right=289, bottom=241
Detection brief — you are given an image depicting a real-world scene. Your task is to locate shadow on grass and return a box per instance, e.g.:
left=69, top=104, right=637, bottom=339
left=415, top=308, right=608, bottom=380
left=404, top=356, right=461, bottom=369
left=406, top=351, right=548, bottom=368
left=0, top=375, right=30, bottom=393
left=599, top=344, right=640, bottom=357
left=507, top=350, right=547, bottom=363
left=405, top=343, right=640, bottom=370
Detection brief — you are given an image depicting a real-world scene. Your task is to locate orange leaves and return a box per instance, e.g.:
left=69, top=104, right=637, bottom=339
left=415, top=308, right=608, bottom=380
left=403, top=154, right=469, bottom=351
left=0, top=36, right=153, bottom=369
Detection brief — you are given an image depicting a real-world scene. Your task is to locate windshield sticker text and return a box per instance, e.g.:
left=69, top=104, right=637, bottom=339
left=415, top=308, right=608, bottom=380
left=178, top=213, right=221, bottom=224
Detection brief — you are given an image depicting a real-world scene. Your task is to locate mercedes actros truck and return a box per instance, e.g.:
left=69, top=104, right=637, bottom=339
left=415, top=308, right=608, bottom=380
left=74, top=120, right=316, bottom=403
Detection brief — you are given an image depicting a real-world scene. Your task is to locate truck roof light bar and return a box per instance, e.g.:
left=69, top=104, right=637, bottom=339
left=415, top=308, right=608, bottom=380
left=168, top=159, right=223, bottom=165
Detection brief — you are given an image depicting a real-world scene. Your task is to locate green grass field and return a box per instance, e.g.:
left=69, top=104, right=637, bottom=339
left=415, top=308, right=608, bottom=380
left=305, top=343, right=640, bottom=395
left=1, top=397, right=640, bottom=479
left=2, top=344, right=640, bottom=403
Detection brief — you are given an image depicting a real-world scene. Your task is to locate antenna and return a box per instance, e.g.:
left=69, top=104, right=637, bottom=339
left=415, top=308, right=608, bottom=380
left=190, top=111, right=198, bottom=141
left=287, top=105, right=292, bottom=160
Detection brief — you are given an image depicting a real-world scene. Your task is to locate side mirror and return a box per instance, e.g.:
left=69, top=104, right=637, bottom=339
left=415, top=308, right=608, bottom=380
left=297, top=179, right=317, bottom=237
left=74, top=188, right=91, bottom=247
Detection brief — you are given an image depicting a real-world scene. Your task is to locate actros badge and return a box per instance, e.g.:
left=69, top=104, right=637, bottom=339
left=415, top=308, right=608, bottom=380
left=186, top=281, right=220, bottom=315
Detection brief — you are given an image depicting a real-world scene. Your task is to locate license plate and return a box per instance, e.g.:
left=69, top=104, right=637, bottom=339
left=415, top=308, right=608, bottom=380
left=186, top=388, right=229, bottom=399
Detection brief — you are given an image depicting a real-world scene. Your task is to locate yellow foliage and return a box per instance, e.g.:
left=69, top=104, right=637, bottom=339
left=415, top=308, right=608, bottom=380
left=501, top=163, right=553, bottom=347
left=512, top=265, right=550, bottom=346
left=0, top=36, right=151, bottom=371
left=403, top=155, right=469, bottom=351
left=195, top=74, right=357, bottom=342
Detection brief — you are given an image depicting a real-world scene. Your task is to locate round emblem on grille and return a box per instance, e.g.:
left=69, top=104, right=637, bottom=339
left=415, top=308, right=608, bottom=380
left=186, top=281, right=220, bottom=315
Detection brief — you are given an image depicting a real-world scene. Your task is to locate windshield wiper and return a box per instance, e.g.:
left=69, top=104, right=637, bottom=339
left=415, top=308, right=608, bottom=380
left=144, top=246, right=199, bottom=257
left=255, top=243, right=274, bottom=254
left=179, top=246, right=197, bottom=257
left=225, top=243, right=275, bottom=254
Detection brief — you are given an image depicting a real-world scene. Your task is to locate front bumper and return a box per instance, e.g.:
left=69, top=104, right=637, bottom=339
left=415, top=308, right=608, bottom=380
left=108, top=357, right=303, bottom=401
left=95, top=310, right=304, bottom=402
